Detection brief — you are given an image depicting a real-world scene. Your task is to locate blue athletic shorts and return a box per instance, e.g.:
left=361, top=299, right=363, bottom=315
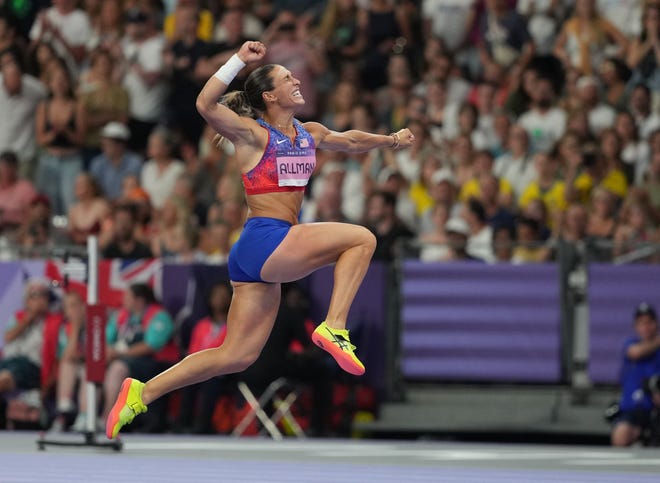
left=228, top=217, right=292, bottom=282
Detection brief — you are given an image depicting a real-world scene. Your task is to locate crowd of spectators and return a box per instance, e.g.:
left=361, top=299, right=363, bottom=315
left=0, top=0, right=659, bottom=264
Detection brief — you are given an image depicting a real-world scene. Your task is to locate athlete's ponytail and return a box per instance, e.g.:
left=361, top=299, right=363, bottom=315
left=221, top=90, right=257, bottom=118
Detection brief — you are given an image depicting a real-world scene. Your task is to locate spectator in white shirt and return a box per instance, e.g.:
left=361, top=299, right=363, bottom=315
left=518, top=76, right=567, bottom=153
left=495, top=124, right=537, bottom=201
left=576, top=76, right=617, bottom=135
left=141, top=126, right=185, bottom=211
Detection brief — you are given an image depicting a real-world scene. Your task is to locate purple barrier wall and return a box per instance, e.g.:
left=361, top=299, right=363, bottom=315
left=401, top=262, right=562, bottom=383
left=589, top=264, right=660, bottom=384
left=162, top=262, right=388, bottom=391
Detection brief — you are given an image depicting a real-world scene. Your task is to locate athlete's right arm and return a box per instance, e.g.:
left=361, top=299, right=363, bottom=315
left=195, top=41, right=266, bottom=145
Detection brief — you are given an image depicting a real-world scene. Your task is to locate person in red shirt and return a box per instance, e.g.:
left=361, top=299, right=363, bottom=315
left=0, top=151, right=38, bottom=231
left=176, top=282, right=230, bottom=433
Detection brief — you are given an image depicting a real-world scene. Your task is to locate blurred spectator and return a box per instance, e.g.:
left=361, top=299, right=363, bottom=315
left=102, top=283, right=176, bottom=432
left=444, top=216, right=478, bottom=261
left=375, top=53, right=414, bottom=133
left=164, top=0, right=214, bottom=42
left=494, top=124, right=536, bottom=201
left=0, top=59, right=47, bottom=172
left=67, top=173, right=111, bottom=245
left=616, top=111, right=651, bottom=185
left=598, top=0, right=645, bottom=38
left=641, top=150, right=660, bottom=214
left=512, top=216, right=550, bottom=263
left=86, top=0, right=124, bottom=53
left=357, top=0, right=411, bottom=91
left=34, top=64, right=85, bottom=215
left=586, top=187, right=618, bottom=240
left=163, top=4, right=208, bottom=144
left=52, top=291, right=87, bottom=432
left=626, top=4, right=660, bottom=97
left=262, top=9, right=327, bottom=120
left=317, top=0, right=365, bottom=69
left=25, top=40, right=59, bottom=85
left=418, top=202, right=451, bottom=262
left=150, top=196, right=192, bottom=259
left=212, top=1, right=263, bottom=44
left=448, top=134, right=475, bottom=187
left=141, top=126, right=186, bottom=211
left=566, top=143, right=628, bottom=204
left=519, top=151, right=567, bottom=228
left=120, top=6, right=168, bottom=154
left=364, top=190, right=414, bottom=261
left=576, top=76, right=617, bottom=135
left=78, top=48, right=130, bottom=167
left=613, top=200, right=655, bottom=258
left=90, top=122, right=142, bottom=201
left=559, top=203, right=589, bottom=243
left=321, top=80, right=357, bottom=131
left=0, top=278, right=61, bottom=399
left=0, top=12, right=24, bottom=64
left=463, top=197, right=495, bottom=262
left=203, top=220, right=232, bottom=264
left=478, top=0, right=534, bottom=76
left=0, top=151, right=38, bottom=232
left=175, top=282, right=230, bottom=434
left=611, top=303, right=660, bottom=447
left=599, top=57, right=631, bottom=110
left=492, top=223, right=515, bottom=262
left=553, top=0, right=628, bottom=75
left=102, top=203, right=152, bottom=259
left=517, top=0, right=564, bottom=55
left=408, top=153, right=441, bottom=219
left=518, top=75, right=566, bottom=153
left=478, top=172, right=516, bottom=229
left=459, top=150, right=514, bottom=208
left=628, top=83, right=660, bottom=140
left=29, top=0, right=92, bottom=74
left=180, top=139, right=221, bottom=213
left=422, top=0, right=477, bottom=53
left=16, top=195, right=52, bottom=251
left=378, top=168, right=417, bottom=229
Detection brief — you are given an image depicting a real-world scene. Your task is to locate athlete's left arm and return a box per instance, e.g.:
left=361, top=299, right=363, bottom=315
left=304, top=122, right=414, bottom=153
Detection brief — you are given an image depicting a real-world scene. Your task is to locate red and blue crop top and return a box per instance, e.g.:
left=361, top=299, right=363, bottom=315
left=242, top=118, right=317, bottom=196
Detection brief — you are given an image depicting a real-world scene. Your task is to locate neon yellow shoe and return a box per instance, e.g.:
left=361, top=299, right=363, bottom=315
left=105, top=378, right=147, bottom=439
left=312, top=321, right=365, bottom=376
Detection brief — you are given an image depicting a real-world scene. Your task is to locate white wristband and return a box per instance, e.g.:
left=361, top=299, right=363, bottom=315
left=213, top=54, right=246, bottom=85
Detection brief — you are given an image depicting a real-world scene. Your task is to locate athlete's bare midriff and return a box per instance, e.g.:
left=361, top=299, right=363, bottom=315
left=245, top=191, right=304, bottom=225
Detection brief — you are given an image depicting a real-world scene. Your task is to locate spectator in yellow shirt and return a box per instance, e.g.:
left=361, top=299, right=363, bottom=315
left=519, top=151, right=568, bottom=228
left=459, top=150, right=513, bottom=207
left=164, top=0, right=214, bottom=42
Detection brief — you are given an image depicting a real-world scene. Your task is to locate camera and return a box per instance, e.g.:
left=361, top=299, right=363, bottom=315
left=643, top=374, right=660, bottom=394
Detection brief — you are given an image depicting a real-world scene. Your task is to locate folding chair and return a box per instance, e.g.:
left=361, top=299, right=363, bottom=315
left=232, top=377, right=306, bottom=439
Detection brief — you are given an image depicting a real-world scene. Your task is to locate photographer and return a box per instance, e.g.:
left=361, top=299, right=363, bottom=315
left=611, top=303, right=660, bottom=447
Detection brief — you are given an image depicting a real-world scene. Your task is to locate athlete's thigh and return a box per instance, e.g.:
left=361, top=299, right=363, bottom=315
left=260, top=222, right=374, bottom=283
left=221, top=281, right=282, bottom=356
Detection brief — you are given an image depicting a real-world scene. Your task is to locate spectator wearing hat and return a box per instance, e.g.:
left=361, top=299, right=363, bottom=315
left=444, top=216, right=481, bottom=262
left=611, top=303, right=660, bottom=447
left=0, top=151, right=38, bottom=232
left=89, top=122, right=142, bottom=201
left=0, top=58, right=47, bottom=172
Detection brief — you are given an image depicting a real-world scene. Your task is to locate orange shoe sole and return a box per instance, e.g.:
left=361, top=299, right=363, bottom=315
left=105, top=378, right=132, bottom=439
left=312, top=332, right=365, bottom=376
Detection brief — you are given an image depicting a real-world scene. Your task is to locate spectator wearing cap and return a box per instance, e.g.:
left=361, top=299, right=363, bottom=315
left=89, top=122, right=142, bottom=201
left=611, top=303, right=660, bottom=447
left=0, top=151, right=38, bottom=232
left=120, top=6, right=168, bottom=154
left=576, top=76, right=617, bottom=135
left=444, top=216, right=481, bottom=262
left=0, top=59, right=47, bottom=172
left=77, top=48, right=130, bottom=168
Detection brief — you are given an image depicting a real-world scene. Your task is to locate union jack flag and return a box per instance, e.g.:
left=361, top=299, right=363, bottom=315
left=98, top=259, right=162, bottom=308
